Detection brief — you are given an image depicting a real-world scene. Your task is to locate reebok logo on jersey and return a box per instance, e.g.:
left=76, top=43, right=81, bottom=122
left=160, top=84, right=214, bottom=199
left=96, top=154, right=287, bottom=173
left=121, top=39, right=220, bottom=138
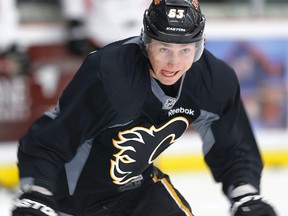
left=168, top=107, right=195, bottom=117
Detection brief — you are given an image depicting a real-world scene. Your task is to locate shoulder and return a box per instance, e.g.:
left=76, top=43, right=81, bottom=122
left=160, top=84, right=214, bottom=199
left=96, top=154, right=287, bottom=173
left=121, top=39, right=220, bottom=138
left=85, top=37, right=147, bottom=78
left=62, top=37, right=150, bottom=103
left=96, top=36, right=150, bottom=88
left=61, top=37, right=150, bottom=123
left=99, top=37, right=145, bottom=64
left=90, top=37, right=151, bottom=115
left=185, top=49, right=240, bottom=112
left=194, top=49, right=239, bottom=92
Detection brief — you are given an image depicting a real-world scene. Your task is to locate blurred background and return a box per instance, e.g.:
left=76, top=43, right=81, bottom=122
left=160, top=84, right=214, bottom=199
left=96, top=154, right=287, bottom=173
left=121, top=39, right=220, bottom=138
left=0, top=0, right=287, bottom=215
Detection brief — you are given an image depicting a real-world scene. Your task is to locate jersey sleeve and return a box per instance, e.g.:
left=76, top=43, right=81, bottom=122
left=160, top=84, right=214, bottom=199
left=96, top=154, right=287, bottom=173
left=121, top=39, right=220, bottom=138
left=203, top=63, right=263, bottom=198
left=207, top=95, right=263, bottom=197
left=17, top=52, right=117, bottom=192
left=192, top=50, right=263, bottom=198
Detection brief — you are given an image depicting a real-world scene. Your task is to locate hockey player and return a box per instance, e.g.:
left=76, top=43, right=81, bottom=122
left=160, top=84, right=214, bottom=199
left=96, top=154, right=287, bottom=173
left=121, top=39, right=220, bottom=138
left=12, top=0, right=277, bottom=215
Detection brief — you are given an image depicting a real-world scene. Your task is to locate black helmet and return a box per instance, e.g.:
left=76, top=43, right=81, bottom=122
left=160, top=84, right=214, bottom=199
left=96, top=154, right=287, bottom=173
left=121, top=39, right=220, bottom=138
left=142, top=0, right=205, bottom=44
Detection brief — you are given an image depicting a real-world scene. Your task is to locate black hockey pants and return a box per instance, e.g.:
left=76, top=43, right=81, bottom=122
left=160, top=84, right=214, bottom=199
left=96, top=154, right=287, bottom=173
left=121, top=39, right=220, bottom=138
left=58, top=167, right=194, bottom=216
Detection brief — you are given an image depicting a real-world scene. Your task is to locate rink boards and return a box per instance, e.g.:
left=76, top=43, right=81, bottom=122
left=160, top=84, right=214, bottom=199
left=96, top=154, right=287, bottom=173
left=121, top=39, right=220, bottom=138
left=1, top=130, right=287, bottom=189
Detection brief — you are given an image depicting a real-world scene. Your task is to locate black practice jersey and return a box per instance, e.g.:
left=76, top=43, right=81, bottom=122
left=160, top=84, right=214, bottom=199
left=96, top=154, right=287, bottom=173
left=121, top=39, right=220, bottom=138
left=17, top=37, right=263, bottom=214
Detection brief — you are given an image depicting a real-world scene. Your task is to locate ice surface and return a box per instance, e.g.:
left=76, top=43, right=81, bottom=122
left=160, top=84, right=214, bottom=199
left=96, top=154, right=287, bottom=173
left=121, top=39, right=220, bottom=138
left=169, top=168, right=288, bottom=216
left=1, top=168, right=287, bottom=216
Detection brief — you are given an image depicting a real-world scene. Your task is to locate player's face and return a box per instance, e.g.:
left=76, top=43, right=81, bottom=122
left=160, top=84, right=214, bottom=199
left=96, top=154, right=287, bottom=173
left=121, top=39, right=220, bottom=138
left=146, top=39, right=196, bottom=86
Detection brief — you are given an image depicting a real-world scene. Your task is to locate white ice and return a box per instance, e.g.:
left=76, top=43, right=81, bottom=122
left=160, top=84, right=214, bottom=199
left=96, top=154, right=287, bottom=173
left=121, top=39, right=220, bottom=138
left=1, top=168, right=287, bottom=216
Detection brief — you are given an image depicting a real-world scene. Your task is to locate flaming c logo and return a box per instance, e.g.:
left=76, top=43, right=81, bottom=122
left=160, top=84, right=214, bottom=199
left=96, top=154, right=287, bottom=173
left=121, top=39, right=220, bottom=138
left=110, top=117, right=189, bottom=185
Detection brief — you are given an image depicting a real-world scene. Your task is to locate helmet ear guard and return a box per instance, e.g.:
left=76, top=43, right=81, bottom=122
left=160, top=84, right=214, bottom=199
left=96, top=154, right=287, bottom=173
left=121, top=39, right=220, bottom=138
left=193, top=36, right=205, bottom=62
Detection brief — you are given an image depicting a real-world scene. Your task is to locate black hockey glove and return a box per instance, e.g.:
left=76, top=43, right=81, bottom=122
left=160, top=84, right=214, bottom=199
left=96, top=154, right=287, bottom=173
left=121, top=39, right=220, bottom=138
left=230, top=194, right=277, bottom=216
left=12, top=191, right=58, bottom=216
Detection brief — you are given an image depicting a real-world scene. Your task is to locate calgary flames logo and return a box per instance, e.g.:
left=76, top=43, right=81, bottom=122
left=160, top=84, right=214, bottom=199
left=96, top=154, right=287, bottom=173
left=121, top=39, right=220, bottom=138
left=110, top=117, right=189, bottom=185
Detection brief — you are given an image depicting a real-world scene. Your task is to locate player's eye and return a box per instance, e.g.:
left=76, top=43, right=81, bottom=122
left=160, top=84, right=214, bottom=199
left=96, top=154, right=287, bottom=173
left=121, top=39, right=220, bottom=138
left=160, top=48, right=169, bottom=53
left=181, top=48, right=191, bottom=54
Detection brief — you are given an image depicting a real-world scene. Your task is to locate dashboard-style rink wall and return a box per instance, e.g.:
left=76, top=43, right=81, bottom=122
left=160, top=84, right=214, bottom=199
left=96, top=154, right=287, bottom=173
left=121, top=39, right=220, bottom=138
left=1, top=129, right=288, bottom=188
left=157, top=130, right=288, bottom=173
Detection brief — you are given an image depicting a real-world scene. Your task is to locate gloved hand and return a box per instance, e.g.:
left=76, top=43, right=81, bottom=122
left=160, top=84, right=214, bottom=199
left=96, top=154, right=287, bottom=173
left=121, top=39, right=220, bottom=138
left=12, top=191, right=58, bottom=216
left=231, top=194, right=277, bottom=216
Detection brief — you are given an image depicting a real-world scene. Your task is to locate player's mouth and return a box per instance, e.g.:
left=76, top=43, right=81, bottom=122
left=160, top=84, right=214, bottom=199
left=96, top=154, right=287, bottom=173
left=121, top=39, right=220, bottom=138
left=161, top=69, right=180, bottom=77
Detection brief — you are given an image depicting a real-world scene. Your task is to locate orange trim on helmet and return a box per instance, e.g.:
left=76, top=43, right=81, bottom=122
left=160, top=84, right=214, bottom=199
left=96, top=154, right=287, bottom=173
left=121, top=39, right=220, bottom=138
left=154, top=0, right=161, bottom=5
